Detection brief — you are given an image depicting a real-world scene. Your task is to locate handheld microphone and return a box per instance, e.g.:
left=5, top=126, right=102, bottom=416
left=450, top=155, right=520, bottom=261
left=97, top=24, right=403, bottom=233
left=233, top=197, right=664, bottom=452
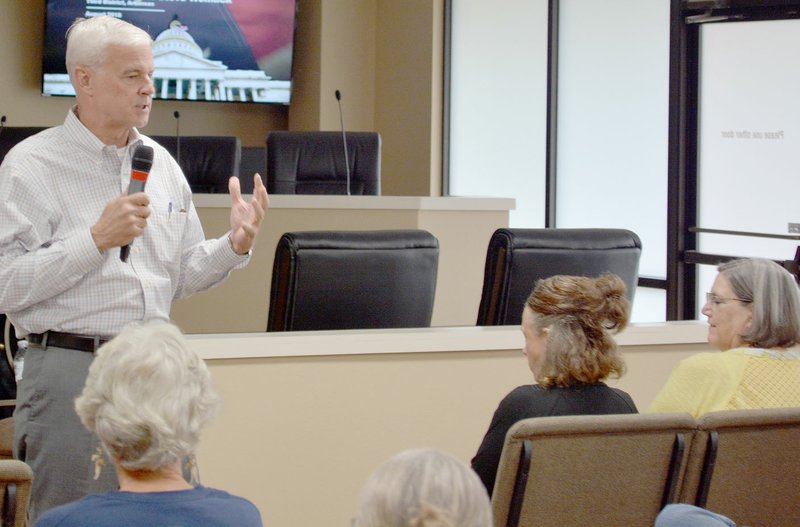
left=0, top=115, right=6, bottom=138
left=120, top=144, right=154, bottom=262
left=173, top=110, right=181, bottom=168
left=335, top=90, right=351, bottom=195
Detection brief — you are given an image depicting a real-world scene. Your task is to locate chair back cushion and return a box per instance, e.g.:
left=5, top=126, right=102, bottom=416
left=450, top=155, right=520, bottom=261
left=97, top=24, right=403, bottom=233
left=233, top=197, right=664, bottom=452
left=0, top=127, right=48, bottom=164
left=268, top=230, right=438, bottom=331
left=681, top=407, right=800, bottom=526
left=0, top=315, right=17, bottom=419
left=150, top=135, right=241, bottom=193
left=238, top=146, right=265, bottom=194
left=477, top=228, right=642, bottom=326
left=266, top=131, right=381, bottom=195
left=492, top=413, right=696, bottom=527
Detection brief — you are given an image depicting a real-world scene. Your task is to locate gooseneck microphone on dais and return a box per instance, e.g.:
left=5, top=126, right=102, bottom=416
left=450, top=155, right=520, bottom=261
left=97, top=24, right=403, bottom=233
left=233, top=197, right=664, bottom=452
left=120, top=144, right=154, bottom=262
left=173, top=110, right=181, bottom=167
left=335, top=90, right=352, bottom=195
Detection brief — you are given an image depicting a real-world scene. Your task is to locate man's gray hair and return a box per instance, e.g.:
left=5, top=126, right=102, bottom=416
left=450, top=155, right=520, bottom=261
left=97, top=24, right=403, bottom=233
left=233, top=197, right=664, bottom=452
left=65, top=16, right=152, bottom=81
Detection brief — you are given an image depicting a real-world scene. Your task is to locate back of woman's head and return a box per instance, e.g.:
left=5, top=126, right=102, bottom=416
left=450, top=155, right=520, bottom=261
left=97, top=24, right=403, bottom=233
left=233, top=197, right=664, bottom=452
left=356, top=448, right=492, bottom=527
left=75, top=322, right=220, bottom=471
left=719, top=258, right=800, bottom=348
left=526, top=273, right=630, bottom=388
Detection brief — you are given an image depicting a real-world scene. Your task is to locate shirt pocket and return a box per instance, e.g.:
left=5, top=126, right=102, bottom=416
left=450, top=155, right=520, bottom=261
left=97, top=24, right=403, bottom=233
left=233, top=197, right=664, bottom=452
left=145, top=200, right=188, bottom=263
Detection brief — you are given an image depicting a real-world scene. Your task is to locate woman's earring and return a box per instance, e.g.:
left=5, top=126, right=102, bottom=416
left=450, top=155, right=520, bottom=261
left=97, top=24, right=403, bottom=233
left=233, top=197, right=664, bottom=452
left=91, top=446, right=105, bottom=480
left=185, top=453, right=200, bottom=485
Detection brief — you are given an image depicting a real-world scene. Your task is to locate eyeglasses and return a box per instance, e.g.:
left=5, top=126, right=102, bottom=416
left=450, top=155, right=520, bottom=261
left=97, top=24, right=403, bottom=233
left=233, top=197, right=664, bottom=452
left=705, top=292, right=752, bottom=307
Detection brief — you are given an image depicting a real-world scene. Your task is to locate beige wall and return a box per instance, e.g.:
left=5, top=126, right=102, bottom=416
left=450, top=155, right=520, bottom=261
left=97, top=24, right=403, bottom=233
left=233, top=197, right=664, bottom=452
left=0, top=0, right=441, bottom=194
left=375, top=0, right=444, bottom=196
left=320, top=0, right=377, bottom=132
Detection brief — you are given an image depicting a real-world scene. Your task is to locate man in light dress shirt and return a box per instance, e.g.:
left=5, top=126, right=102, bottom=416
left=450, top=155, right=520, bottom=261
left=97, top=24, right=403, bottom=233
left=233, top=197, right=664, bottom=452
left=0, top=16, right=269, bottom=522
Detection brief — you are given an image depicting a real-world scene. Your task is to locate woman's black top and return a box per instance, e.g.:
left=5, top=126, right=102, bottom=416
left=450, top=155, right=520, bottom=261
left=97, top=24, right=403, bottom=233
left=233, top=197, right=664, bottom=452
left=470, top=383, right=638, bottom=495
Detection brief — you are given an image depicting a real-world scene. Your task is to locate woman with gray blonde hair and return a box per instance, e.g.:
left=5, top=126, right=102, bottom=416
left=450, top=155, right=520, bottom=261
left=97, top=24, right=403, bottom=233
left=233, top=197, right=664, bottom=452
left=471, top=274, right=637, bottom=495
left=34, top=322, right=263, bottom=527
left=355, top=448, right=492, bottom=527
left=650, top=258, right=800, bottom=418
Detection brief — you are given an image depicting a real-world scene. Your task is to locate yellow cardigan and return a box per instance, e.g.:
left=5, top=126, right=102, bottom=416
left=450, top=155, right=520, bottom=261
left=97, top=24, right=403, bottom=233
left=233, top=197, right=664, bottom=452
left=648, top=347, right=800, bottom=419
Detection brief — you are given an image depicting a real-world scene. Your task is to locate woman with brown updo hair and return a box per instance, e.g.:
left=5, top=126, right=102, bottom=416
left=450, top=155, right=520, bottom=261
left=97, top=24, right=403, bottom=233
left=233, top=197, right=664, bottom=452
left=471, top=274, right=638, bottom=495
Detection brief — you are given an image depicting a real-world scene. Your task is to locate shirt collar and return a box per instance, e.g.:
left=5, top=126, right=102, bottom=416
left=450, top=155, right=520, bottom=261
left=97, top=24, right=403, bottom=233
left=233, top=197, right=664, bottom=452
left=63, top=107, right=143, bottom=155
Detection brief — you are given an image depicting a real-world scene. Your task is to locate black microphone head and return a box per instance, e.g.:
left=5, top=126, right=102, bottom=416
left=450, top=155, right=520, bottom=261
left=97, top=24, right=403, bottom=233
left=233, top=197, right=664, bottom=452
left=132, top=145, right=154, bottom=172
left=335, top=90, right=341, bottom=101
left=0, top=115, right=6, bottom=126
left=173, top=110, right=180, bottom=119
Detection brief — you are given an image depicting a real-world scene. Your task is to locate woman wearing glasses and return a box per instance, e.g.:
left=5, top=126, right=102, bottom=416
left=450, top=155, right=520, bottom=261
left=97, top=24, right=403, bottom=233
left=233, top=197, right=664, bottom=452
left=649, top=258, right=800, bottom=418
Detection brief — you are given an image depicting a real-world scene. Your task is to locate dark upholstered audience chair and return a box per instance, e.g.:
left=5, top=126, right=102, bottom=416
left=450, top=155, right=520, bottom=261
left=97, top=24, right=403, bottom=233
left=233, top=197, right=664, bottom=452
left=680, top=407, right=800, bottom=527
left=266, top=131, right=381, bottom=195
left=0, top=315, right=18, bottom=420
left=0, top=127, right=49, bottom=164
left=150, top=135, right=241, bottom=193
left=477, top=228, right=642, bottom=326
left=267, top=230, right=438, bottom=331
left=492, top=413, right=695, bottom=527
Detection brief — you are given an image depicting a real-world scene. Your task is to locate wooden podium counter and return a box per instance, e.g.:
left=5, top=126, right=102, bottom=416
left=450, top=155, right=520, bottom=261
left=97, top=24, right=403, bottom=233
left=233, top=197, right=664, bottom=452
left=191, top=321, right=711, bottom=527
left=171, top=195, right=515, bottom=333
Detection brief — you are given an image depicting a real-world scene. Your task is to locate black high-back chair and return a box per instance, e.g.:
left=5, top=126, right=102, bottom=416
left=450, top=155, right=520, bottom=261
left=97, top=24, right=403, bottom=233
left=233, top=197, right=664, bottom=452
left=267, top=230, right=438, bottom=331
left=239, top=146, right=266, bottom=194
left=0, top=127, right=49, bottom=164
left=477, top=228, right=642, bottom=326
left=266, top=131, right=381, bottom=195
left=0, top=315, right=18, bottom=420
left=150, top=135, right=241, bottom=193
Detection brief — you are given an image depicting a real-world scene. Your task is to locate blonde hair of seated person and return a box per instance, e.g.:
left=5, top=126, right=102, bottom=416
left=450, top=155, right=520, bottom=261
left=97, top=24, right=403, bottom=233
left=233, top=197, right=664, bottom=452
left=75, top=322, right=220, bottom=475
left=355, top=448, right=492, bottom=527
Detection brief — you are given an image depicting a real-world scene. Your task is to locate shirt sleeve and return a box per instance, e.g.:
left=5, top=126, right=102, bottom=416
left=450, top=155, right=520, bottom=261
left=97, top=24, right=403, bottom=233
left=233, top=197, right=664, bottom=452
left=172, top=193, right=250, bottom=300
left=0, top=160, right=105, bottom=313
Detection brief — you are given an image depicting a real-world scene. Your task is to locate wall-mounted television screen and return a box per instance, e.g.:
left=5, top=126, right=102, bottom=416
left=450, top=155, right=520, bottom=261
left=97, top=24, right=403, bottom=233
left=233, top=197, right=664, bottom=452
left=42, top=0, right=297, bottom=105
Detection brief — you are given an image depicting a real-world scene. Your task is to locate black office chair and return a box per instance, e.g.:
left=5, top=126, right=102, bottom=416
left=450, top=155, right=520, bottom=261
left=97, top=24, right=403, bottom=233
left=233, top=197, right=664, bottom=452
left=266, top=131, right=381, bottom=195
left=238, top=146, right=266, bottom=194
left=0, top=315, right=18, bottom=420
left=477, top=228, right=642, bottom=326
left=150, top=135, right=241, bottom=193
left=267, top=230, right=438, bottom=331
left=0, top=127, right=48, bottom=164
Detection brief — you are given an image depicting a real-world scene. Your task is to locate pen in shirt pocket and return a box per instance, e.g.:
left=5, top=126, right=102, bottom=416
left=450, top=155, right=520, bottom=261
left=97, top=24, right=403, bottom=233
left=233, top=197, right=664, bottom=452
left=168, top=201, right=173, bottom=219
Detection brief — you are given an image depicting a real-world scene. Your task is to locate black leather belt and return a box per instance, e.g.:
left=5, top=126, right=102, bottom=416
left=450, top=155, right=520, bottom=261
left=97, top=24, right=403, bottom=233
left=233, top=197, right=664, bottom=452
left=27, top=332, right=109, bottom=353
